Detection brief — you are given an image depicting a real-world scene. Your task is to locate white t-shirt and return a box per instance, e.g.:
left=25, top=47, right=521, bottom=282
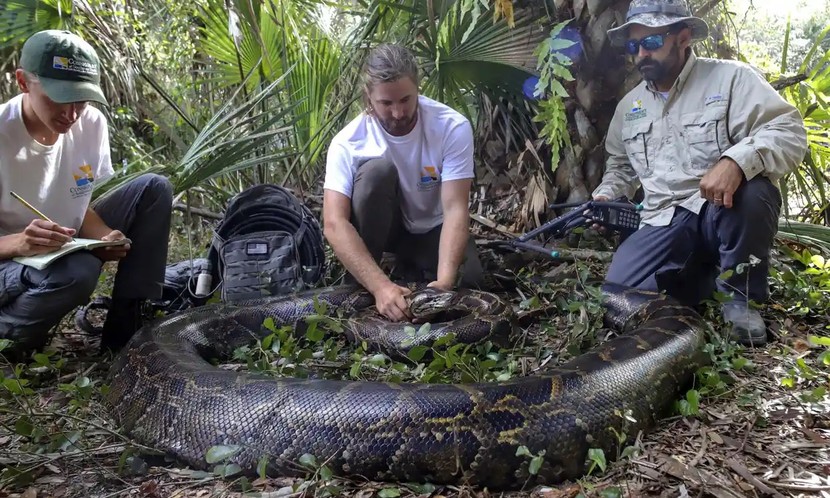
left=0, top=94, right=113, bottom=236
left=324, top=95, right=474, bottom=234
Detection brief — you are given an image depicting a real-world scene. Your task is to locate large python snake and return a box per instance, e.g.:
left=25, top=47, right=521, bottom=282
left=104, top=282, right=710, bottom=489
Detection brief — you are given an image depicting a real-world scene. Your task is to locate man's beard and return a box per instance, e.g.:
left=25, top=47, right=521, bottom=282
left=379, top=102, right=419, bottom=136
left=637, top=42, right=679, bottom=83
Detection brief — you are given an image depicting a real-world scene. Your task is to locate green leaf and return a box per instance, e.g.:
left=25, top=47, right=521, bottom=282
left=686, top=389, right=701, bottom=414
left=305, top=322, right=325, bottom=342
left=319, top=464, right=333, bottom=481
left=214, top=463, right=242, bottom=477
left=407, top=346, right=429, bottom=362
left=529, top=455, right=544, bottom=475
left=257, top=455, right=268, bottom=479
left=732, top=356, right=750, bottom=370
left=809, top=335, right=830, bottom=347
left=588, top=448, right=606, bottom=472
left=719, top=269, right=734, bottom=280
left=405, top=483, right=436, bottom=494
left=515, top=445, right=531, bottom=457
left=369, top=354, right=388, bottom=366
left=263, top=317, right=277, bottom=333
left=14, top=416, right=34, bottom=437
left=262, top=334, right=273, bottom=351
left=299, top=453, right=318, bottom=468
left=349, top=361, right=362, bottom=379
left=599, top=487, right=624, bottom=498
left=620, top=446, right=638, bottom=459
left=205, top=445, right=241, bottom=464
left=378, top=488, right=401, bottom=498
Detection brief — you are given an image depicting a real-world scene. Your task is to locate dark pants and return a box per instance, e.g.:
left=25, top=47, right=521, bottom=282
left=606, top=177, right=781, bottom=306
left=0, top=174, right=173, bottom=353
left=348, top=158, right=484, bottom=288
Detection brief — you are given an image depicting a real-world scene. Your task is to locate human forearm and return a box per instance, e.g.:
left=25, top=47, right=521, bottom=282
left=435, top=207, right=469, bottom=287
left=0, top=234, right=21, bottom=259
left=78, top=208, right=112, bottom=240
left=325, top=221, right=391, bottom=293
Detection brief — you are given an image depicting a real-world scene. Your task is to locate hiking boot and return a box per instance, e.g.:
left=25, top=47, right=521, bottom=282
left=100, top=298, right=147, bottom=354
left=722, top=302, right=767, bottom=346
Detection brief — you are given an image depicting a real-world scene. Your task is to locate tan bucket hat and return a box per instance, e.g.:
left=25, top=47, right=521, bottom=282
left=607, top=0, right=709, bottom=47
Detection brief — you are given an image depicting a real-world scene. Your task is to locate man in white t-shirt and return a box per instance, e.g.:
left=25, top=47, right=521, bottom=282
left=0, top=30, right=173, bottom=359
left=323, top=44, right=483, bottom=321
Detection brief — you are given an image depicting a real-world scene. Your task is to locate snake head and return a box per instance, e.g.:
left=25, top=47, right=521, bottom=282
left=407, top=288, right=456, bottom=320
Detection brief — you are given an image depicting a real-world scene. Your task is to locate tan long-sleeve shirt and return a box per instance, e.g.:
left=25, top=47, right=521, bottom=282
left=593, top=51, right=808, bottom=227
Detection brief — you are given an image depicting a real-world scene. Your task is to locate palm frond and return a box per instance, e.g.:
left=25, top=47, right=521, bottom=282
left=173, top=67, right=301, bottom=192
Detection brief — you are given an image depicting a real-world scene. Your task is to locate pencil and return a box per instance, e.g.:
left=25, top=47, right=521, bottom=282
left=9, top=191, right=74, bottom=241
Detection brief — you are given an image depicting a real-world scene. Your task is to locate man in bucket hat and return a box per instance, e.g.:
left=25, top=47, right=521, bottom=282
left=0, top=30, right=173, bottom=359
left=592, top=0, right=808, bottom=346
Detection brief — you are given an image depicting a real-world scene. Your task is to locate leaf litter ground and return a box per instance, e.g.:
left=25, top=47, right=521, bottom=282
left=1, top=245, right=828, bottom=498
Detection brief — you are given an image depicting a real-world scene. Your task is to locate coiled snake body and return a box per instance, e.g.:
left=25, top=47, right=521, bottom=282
left=105, top=283, right=709, bottom=489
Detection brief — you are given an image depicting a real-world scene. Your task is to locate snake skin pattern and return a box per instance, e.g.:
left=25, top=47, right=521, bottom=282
left=104, top=283, right=710, bottom=489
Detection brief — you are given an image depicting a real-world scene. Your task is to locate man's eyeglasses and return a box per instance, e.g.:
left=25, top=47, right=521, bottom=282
left=625, top=31, right=673, bottom=55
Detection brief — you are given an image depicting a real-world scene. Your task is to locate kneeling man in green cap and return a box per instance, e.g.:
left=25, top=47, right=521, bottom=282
left=0, top=30, right=173, bottom=358
left=593, top=0, right=808, bottom=345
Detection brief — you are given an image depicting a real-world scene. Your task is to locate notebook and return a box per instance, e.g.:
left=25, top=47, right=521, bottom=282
left=13, top=237, right=131, bottom=270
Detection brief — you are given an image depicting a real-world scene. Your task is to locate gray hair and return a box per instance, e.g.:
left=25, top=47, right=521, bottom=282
left=361, top=44, right=419, bottom=92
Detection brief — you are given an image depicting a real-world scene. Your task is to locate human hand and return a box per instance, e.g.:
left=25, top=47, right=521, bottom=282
left=15, top=219, right=75, bottom=257
left=588, top=195, right=611, bottom=231
left=699, top=158, right=744, bottom=208
left=93, top=230, right=130, bottom=262
left=373, top=282, right=413, bottom=322
left=427, top=279, right=454, bottom=291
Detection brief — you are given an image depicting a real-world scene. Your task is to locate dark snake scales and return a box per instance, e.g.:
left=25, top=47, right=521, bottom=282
left=104, top=282, right=710, bottom=489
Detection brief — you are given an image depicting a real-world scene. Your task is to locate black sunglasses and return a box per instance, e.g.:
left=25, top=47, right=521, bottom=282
left=625, top=31, right=673, bottom=55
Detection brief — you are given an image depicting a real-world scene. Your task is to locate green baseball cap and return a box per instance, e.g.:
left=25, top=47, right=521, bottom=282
left=19, top=30, right=107, bottom=106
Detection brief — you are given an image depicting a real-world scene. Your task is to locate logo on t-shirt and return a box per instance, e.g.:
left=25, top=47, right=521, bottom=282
left=418, top=166, right=440, bottom=192
left=70, top=165, right=95, bottom=198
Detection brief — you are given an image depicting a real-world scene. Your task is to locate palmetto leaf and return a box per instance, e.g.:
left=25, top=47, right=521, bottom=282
left=414, top=2, right=543, bottom=120
left=173, top=66, right=301, bottom=192
left=0, top=0, right=72, bottom=47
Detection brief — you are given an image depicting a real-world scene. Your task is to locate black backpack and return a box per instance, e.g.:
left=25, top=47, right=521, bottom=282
left=76, top=184, right=327, bottom=332
left=204, top=183, right=326, bottom=303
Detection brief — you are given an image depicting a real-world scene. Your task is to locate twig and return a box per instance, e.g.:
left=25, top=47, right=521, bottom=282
left=762, top=481, right=830, bottom=492
left=688, top=428, right=708, bottom=468
left=470, top=213, right=519, bottom=237
left=736, top=414, right=758, bottom=456
left=770, top=74, right=808, bottom=91
left=172, top=203, right=223, bottom=220
left=725, top=458, right=786, bottom=498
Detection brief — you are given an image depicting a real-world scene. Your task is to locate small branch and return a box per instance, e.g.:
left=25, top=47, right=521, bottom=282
left=173, top=203, right=223, bottom=220
left=688, top=428, right=708, bottom=467
left=725, top=458, right=786, bottom=498
left=470, top=213, right=519, bottom=237
left=771, top=74, right=808, bottom=91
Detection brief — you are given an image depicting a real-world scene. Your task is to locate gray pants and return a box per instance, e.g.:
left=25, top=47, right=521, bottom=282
left=349, top=158, right=484, bottom=288
left=0, top=174, right=173, bottom=352
left=606, top=176, right=781, bottom=306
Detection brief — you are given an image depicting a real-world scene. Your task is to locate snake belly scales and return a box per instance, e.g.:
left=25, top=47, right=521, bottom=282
left=104, top=282, right=710, bottom=489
